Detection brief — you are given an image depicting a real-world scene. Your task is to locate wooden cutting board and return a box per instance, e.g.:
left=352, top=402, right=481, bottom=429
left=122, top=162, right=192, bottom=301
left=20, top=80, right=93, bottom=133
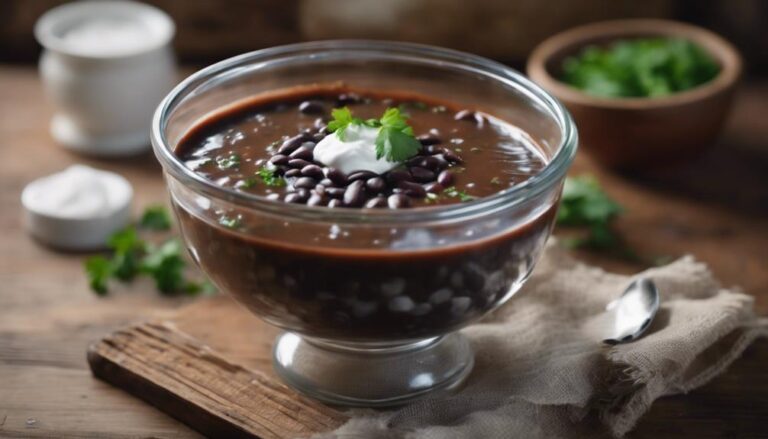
left=87, top=296, right=349, bottom=439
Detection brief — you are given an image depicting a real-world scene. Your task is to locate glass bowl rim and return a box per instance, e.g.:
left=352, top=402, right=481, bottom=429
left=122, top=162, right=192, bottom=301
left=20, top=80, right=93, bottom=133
left=151, top=40, right=577, bottom=224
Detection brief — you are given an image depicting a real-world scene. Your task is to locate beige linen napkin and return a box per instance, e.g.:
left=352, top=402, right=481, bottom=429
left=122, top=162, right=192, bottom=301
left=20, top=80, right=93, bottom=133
left=317, top=242, right=768, bottom=439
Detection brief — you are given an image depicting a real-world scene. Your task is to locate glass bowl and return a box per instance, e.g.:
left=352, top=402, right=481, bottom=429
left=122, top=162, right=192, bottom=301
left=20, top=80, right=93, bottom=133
left=151, top=41, right=577, bottom=407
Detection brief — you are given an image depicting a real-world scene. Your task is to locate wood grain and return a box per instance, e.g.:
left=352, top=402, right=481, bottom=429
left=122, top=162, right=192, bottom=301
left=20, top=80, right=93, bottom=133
left=88, top=322, right=347, bottom=439
left=0, top=66, right=767, bottom=438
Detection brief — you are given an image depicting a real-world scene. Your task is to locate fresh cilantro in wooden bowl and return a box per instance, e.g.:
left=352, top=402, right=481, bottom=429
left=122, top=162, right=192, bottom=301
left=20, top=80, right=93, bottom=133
left=560, top=38, right=720, bottom=98
left=527, top=19, right=742, bottom=170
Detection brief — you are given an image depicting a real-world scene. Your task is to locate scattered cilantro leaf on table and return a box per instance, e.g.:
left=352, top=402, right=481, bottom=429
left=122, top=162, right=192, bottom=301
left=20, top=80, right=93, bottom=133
left=139, top=205, right=172, bottom=230
left=83, top=206, right=215, bottom=296
left=556, top=175, right=623, bottom=250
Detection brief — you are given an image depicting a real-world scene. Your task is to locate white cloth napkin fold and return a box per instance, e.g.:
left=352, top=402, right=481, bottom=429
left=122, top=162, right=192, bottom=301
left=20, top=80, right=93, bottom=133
left=317, top=243, right=768, bottom=438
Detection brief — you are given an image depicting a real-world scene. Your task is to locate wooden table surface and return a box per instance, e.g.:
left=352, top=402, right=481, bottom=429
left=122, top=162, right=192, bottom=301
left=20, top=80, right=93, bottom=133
left=0, top=66, right=766, bottom=438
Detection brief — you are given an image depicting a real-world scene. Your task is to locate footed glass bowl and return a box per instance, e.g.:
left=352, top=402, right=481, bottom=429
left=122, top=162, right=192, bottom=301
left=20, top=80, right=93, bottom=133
left=151, top=41, right=577, bottom=407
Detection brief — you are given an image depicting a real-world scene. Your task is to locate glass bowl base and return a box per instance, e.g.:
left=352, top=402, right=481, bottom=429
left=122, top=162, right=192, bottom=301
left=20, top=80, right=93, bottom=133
left=273, top=331, right=474, bottom=407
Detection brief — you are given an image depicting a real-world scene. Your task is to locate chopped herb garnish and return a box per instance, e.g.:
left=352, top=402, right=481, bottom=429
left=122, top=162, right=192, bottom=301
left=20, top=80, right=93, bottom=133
left=218, top=214, right=242, bottom=229
left=490, top=177, right=502, bottom=185
left=82, top=206, right=213, bottom=296
left=444, top=186, right=476, bottom=202
left=454, top=147, right=463, bottom=153
left=431, top=105, right=447, bottom=113
left=139, top=205, right=172, bottom=231
left=470, top=147, right=481, bottom=152
left=257, top=166, right=285, bottom=187
left=236, top=177, right=258, bottom=189
left=424, top=192, right=440, bottom=204
left=216, top=154, right=241, bottom=169
left=327, top=106, right=421, bottom=163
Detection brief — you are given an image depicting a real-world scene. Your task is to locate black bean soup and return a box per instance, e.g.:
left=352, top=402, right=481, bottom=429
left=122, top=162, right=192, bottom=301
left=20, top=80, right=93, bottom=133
left=172, top=85, right=557, bottom=340
left=177, top=86, right=547, bottom=208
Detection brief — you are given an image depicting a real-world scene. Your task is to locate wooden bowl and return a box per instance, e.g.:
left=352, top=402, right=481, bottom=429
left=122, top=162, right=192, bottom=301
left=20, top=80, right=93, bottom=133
left=527, top=19, right=742, bottom=171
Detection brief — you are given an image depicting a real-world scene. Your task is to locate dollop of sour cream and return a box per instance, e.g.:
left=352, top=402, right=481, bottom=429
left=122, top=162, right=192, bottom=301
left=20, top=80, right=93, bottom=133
left=313, top=124, right=398, bottom=174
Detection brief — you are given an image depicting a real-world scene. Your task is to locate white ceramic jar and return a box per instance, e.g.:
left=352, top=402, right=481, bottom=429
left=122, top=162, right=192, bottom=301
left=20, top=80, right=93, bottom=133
left=35, top=1, right=176, bottom=156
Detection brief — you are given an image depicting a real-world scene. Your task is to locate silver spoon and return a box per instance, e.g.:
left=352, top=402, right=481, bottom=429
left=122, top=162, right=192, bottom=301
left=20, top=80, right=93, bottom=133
left=602, top=277, right=660, bottom=345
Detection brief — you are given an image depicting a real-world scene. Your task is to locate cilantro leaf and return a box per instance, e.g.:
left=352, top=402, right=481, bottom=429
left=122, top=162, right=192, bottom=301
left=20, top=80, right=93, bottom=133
left=257, top=166, right=285, bottom=187
left=327, top=107, right=362, bottom=140
left=139, top=205, right=172, bottom=231
left=444, top=186, right=477, bottom=202
left=557, top=175, right=622, bottom=226
left=216, top=154, right=241, bottom=170
left=140, top=239, right=188, bottom=295
left=107, top=227, right=143, bottom=281
left=84, top=256, right=112, bottom=296
left=374, top=108, right=420, bottom=162
left=556, top=175, right=624, bottom=251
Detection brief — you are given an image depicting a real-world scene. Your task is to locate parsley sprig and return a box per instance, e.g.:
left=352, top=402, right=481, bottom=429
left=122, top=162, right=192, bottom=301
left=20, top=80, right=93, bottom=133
left=327, top=106, right=421, bottom=163
left=84, top=206, right=215, bottom=296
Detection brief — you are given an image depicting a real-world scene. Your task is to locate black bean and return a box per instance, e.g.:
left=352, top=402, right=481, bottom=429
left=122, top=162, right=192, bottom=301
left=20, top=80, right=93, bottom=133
left=454, top=109, right=476, bottom=121
left=437, top=170, right=454, bottom=186
left=441, top=149, right=463, bottom=164
left=398, top=181, right=427, bottom=198
left=289, top=145, right=314, bottom=161
left=285, top=192, right=306, bottom=204
left=430, top=154, right=450, bottom=168
left=364, top=197, right=387, bottom=208
left=387, top=194, right=410, bottom=209
left=314, top=184, right=326, bottom=196
left=327, top=199, right=342, bottom=208
left=299, top=100, right=325, bottom=114
left=314, top=118, right=328, bottom=130
left=273, top=165, right=288, bottom=176
left=300, top=164, right=324, bottom=179
left=288, top=158, right=312, bottom=169
left=337, top=92, right=362, bottom=106
left=417, top=133, right=442, bottom=146
left=277, top=134, right=306, bottom=155
left=294, top=177, right=317, bottom=189
left=348, top=170, right=378, bottom=182
left=425, top=144, right=442, bottom=155
left=386, top=170, right=412, bottom=185
left=326, top=187, right=346, bottom=198
left=424, top=182, right=444, bottom=193
left=266, top=193, right=280, bottom=201
left=284, top=169, right=301, bottom=178
left=422, top=156, right=444, bottom=171
left=269, top=154, right=289, bottom=166
left=312, top=133, right=326, bottom=142
left=307, top=193, right=327, bottom=206
left=409, top=166, right=435, bottom=183
left=323, top=168, right=348, bottom=186
left=365, top=177, right=385, bottom=193
left=319, top=178, right=335, bottom=187
left=344, top=180, right=366, bottom=207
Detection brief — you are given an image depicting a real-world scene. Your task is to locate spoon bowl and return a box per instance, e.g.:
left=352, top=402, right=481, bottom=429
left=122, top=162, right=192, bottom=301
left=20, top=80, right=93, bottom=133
left=603, top=277, right=660, bottom=345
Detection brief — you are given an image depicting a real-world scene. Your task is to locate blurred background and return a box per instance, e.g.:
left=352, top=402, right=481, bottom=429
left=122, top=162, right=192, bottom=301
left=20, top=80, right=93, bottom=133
left=2, top=0, right=768, bottom=74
